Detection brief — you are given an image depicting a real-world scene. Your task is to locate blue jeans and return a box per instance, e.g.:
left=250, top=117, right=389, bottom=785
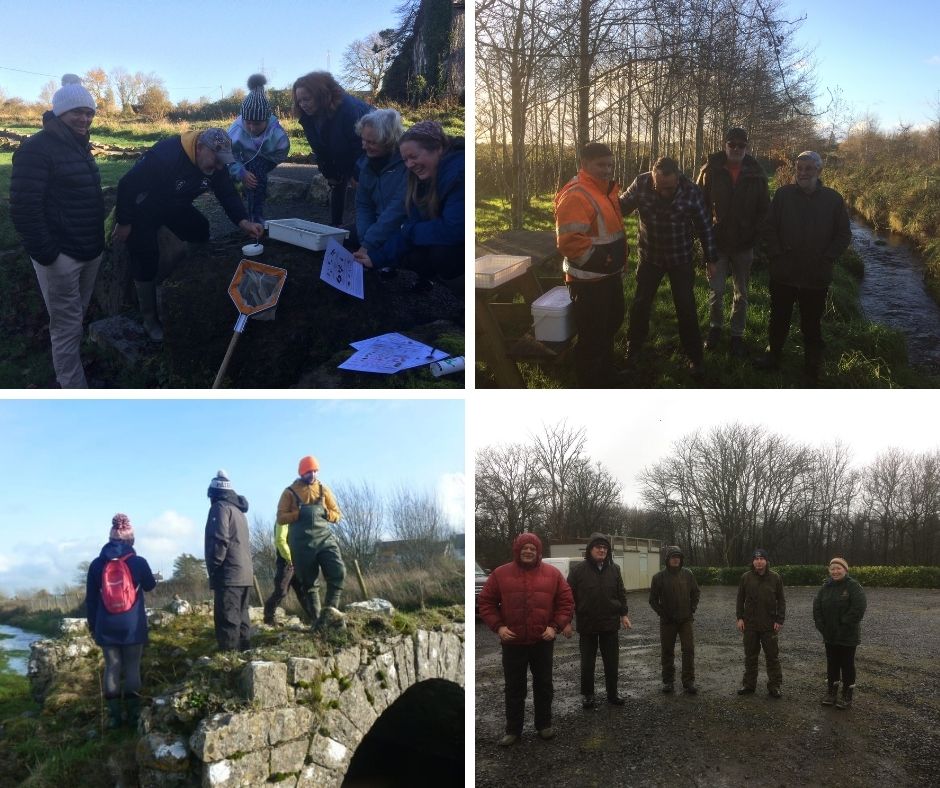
left=244, top=157, right=277, bottom=224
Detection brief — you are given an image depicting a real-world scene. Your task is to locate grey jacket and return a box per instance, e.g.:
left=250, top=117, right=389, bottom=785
left=204, top=491, right=253, bottom=588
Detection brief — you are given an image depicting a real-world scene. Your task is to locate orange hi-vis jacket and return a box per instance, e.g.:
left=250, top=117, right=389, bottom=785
left=555, top=169, right=628, bottom=282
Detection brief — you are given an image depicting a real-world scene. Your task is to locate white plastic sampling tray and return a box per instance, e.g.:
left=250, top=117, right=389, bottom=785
left=265, top=219, right=350, bottom=252
left=475, top=254, right=532, bottom=289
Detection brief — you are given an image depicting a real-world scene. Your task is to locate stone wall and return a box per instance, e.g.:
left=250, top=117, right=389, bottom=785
left=136, top=628, right=464, bottom=788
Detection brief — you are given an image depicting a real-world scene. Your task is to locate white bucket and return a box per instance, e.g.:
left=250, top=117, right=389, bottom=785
left=531, top=286, right=575, bottom=342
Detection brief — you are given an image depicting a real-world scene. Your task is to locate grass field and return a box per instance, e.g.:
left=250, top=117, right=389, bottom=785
left=475, top=192, right=939, bottom=389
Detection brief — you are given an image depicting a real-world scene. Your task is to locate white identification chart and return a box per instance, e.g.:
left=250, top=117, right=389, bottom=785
left=338, top=332, right=449, bottom=374
left=320, top=239, right=364, bottom=299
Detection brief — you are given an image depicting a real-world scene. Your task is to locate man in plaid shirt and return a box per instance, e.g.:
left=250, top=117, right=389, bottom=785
left=620, top=156, right=716, bottom=379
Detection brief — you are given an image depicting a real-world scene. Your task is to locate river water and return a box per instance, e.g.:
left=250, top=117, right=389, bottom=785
left=0, top=623, right=43, bottom=676
left=852, top=219, right=940, bottom=373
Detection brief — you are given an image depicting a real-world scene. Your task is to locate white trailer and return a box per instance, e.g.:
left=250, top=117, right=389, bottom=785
left=547, top=536, right=662, bottom=591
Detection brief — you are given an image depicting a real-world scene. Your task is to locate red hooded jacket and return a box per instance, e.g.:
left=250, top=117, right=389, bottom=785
left=478, top=533, right=574, bottom=646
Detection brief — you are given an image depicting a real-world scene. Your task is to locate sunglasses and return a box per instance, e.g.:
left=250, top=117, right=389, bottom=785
left=726, top=142, right=747, bottom=149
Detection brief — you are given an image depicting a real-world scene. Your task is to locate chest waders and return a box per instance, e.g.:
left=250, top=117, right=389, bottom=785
left=286, top=487, right=346, bottom=624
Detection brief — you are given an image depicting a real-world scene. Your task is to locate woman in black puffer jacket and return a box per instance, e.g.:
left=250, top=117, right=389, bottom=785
left=10, top=74, right=104, bottom=388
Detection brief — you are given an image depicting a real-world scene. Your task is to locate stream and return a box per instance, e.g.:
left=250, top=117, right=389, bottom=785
left=852, top=219, right=940, bottom=372
left=0, top=623, right=43, bottom=676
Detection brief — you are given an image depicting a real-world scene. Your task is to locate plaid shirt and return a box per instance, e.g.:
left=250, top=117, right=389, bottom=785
left=620, top=172, right=716, bottom=269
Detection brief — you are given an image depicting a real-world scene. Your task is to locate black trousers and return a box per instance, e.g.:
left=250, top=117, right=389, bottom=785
left=578, top=630, right=620, bottom=697
left=127, top=203, right=210, bottom=282
left=825, top=643, right=857, bottom=686
left=263, top=555, right=315, bottom=622
left=568, top=275, right=625, bottom=387
left=768, top=279, right=828, bottom=365
left=403, top=244, right=464, bottom=281
left=627, top=258, right=703, bottom=363
left=213, top=585, right=251, bottom=651
left=501, top=640, right=554, bottom=735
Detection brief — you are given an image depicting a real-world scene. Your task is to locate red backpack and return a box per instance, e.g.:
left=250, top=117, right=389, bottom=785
left=101, top=554, right=139, bottom=614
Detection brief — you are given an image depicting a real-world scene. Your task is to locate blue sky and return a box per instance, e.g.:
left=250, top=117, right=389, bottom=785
left=0, top=0, right=400, bottom=103
left=0, top=398, right=465, bottom=595
left=794, top=0, right=939, bottom=129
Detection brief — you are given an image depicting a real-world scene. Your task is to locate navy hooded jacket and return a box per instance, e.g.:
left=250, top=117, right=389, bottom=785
left=368, top=138, right=465, bottom=269
left=85, top=541, right=156, bottom=647
left=298, top=93, right=372, bottom=181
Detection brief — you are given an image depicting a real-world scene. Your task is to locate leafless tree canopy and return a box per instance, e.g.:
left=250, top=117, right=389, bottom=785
left=476, top=420, right=940, bottom=568
left=476, top=0, right=820, bottom=228
left=333, top=480, right=386, bottom=569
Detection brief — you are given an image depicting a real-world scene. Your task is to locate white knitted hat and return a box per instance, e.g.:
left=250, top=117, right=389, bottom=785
left=209, top=469, right=233, bottom=490
left=52, top=74, right=96, bottom=116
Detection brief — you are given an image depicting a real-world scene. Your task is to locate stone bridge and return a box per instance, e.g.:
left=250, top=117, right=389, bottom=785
left=30, top=613, right=464, bottom=787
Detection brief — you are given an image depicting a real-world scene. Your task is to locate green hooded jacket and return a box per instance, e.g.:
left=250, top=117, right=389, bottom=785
left=813, top=575, right=867, bottom=646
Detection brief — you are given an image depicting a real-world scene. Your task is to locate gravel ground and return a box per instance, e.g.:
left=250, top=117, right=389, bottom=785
left=475, top=586, right=940, bottom=787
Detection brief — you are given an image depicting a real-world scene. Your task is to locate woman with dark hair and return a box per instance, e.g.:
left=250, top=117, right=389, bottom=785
left=353, top=120, right=464, bottom=292
left=292, top=71, right=372, bottom=226
left=85, top=514, right=156, bottom=729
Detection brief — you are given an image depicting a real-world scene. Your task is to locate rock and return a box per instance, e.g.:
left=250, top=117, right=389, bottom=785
left=287, top=656, right=328, bottom=686
left=189, top=711, right=268, bottom=762
left=270, top=737, right=308, bottom=774
left=247, top=606, right=267, bottom=624
left=307, top=732, right=351, bottom=771
left=267, top=175, right=309, bottom=203
left=308, top=172, right=330, bottom=206
left=147, top=610, right=176, bottom=627
left=296, top=761, right=343, bottom=788
left=136, top=732, right=191, bottom=774
left=169, top=595, right=192, bottom=615
left=88, top=315, right=153, bottom=364
left=201, top=748, right=267, bottom=788
left=345, top=598, right=395, bottom=616
left=266, top=705, right=314, bottom=746
left=240, top=660, right=288, bottom=708
left=60, top=618, right=88, bottom=635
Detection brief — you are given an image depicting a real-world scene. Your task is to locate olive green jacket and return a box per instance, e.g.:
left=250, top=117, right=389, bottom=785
left=813, top=575, right=867, bottom=646
left=736, top=569, right=786, bottom=631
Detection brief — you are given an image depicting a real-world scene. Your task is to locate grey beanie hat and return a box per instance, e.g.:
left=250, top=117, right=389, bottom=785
left=209, top=469, right=233, bottom=490
left=52, top=74, right=96, bottom=116
left=241, top=74, right=271, bottom=122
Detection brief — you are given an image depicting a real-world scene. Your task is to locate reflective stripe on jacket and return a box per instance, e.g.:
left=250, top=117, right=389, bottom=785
left=555, top=170, right=627, bottom=280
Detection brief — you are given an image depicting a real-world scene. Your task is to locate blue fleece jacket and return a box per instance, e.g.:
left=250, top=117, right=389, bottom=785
left=85, top=541, right=156, bottom=647
left=355, top=148, right=408, bottom=253
left=115, top=134, right=248, bottom=227
left=368, top=138, right=465, bottom=269
left=298, top=93, right=372, bottom=181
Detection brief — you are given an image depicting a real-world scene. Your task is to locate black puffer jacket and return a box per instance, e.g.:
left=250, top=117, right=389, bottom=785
left=10, top=111, right=105, bottom=265
left=204, top=489, right=253, bottom=589
left=566, top=533, right=629, bottom=634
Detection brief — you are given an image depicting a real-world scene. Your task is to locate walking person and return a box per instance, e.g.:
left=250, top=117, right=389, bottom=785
left=85, top=513, right=156, bottom=729
left=696, top=127, right=770, bottom=358
left=649, top=545, right=701, bottom=694
left=10, top=74, right=104, bottom=388
left=736, top=548, right=786, bottom=698
left=813, top=557, right=867, bottom=710
left=204, top=470, right=253, bottom=651
left=277, top=455, right=345, bottom=629
left=477, top=533, right=574, bottom=746
left=564, top=533, right=631, bottom=708
left=620, top=156, right=717, bottom=380
left=292, top=71, right=372, bottom=226
left=554, top=142, right=628, bottom=386
left=757, top=150, right=851, bottom=383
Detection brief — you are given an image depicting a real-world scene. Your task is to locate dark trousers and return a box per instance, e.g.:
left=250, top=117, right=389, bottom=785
left=102, top=643, right=144, bottom=697
left=403, top=244, right=464, bottom=281
left=213, top=585, right=251, bottom=651
left=128, top=203, right=210, bottom=282
left=501, top=640, right=554, bottom=735
left=568, top=275, right=625, bottom=387
left=263, top=555, right=314, bottom=622
left=244, top=157, right=276, bottom=224
left=660, top=619, right=695, bottom=685
left=825, top=643, right=857, bottom=686
left=627, top=258, right=703, bottom=363
left=743, top=628, right=782, bottom=690
left=329, top=178, right=354, bottom=226
left=768, top=279, right=828, bottom=365
left=578, top=630, right=620, bottom=697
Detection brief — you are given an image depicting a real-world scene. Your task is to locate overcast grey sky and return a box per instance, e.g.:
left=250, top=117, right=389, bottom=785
left=470, top=390, right=936, bottom=506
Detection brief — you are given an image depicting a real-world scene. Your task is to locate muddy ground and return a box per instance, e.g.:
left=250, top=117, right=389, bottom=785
left=475, top=586, right=940, bottom=787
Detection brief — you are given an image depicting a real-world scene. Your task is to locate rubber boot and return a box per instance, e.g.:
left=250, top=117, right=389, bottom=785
left=324, top=583, right=342, bottom=612
left=106, top=696, right=123, bottom=729
left=821, top=682, right=838, bottom=706
left=134, top=280, right=164, bottom=342
left=125, top=693, right=142, bottom=728
left=836, top=684, right=854, bottom=710
left=308, top=587, right=323, bottom=631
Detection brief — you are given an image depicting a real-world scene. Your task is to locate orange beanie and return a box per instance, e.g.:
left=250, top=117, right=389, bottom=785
left=298, top=455, right=319, bottom=475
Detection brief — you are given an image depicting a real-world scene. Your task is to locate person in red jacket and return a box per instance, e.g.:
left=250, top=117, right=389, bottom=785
left=478, top=532, right=574, bottom=747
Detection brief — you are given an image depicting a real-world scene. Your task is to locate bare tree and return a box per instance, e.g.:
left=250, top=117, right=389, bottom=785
left=388, top=486, right=453, bottom=568
left=332, top=480, right=384, bottom=569
left=531, top=419, right=588, bottom=542
left=38, top=79, right=58, bottom=105
left=249, top=517, right=278, bottom=587
left=342, top=30, right=396, bottom=99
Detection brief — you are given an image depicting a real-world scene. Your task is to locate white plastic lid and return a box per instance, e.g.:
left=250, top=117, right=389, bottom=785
left=531, top=286, right=572, bottom=313
left=242, top=243, right=264, bottom=256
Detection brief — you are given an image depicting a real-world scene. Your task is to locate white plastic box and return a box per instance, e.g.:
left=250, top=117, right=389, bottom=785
left=474, top=254, right=531, bottom=289
left=531, top=286, right=574, bottom=342
left=265, top=219, right=349, bottom=251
